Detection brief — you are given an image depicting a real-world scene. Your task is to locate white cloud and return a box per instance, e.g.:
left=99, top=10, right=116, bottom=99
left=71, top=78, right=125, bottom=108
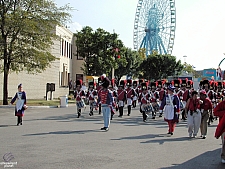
left=69, top=22, right=82, bottom=33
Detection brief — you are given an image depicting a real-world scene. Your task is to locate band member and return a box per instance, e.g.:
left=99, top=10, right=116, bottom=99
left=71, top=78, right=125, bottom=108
left=199, top=90, right=213, bottom=139
left=182, top=79, right=191, bottom=120
left=157, top=80, right=166, bottom=117
left=202, top=79, right=215, bottom=125
left=126, top=79, right=135, bottom=116
left=174, top=79, right=184, bottom=111
left=139, top=82, right=151, bottom=122
left=185, top=90, right=201, bottom=138
left=117, top=80, right=126, bottom=117
left=213, top=100, right=225, bottom=163
left=86, top=81, right=98, bottom=116
left=150, top=82, right=159, bottom=119
left=109, top=79, right=117, bottom=120
left=10, top=84, right=27, bottom=126
left=132, top=81, right=138, bottom=108
left=96, top=77, right=103, bottom=114
left=97, top=77, right=113, bottom=131
left=159, top=85, right=180, bottom=135
left=74, top=80, right=85, bottom=118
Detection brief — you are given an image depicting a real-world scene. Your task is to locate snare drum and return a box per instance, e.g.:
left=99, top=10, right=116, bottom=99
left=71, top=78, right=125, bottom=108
left=142, top=104, right=153, bottom=113
left=76, top=100, right=85, bottom=109
left=153, top=102, right=160, bottom=111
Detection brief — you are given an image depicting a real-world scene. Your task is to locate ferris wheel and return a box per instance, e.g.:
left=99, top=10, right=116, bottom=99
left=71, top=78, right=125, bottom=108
left=133, top=0, right=176, bottom=56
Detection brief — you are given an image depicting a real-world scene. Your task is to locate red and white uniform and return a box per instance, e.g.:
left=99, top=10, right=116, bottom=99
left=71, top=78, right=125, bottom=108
left=74, top=90, right=85, bottom=102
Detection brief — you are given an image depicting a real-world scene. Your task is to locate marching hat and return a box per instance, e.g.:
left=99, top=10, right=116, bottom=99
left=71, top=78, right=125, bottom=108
left=218, top=81, right=222, bottom=88
left=88, top=81, right=96, bottom=88
left=141, top=82, right=147, bottom=90
left=119, top=80, right=125, bottom=88
left=98, top=77, right=102, bottom=86
left=209, top=80, right=215, bottom=90
left=139, top=79, right=144, bottom=85
left=101, top=77, right=110, bottom=88
left=181, top=78, right=188, bottom=87
left=133, top=81, right=138, bottom=86
left=150, top=82, right=157, bottom=89
left=126, top=79, right=132, bottom=86
left=202, top=80, right=209, bottom=89
left=76, top=80, right=82, bottom=87
left=173, top=79, right=181, bottom=88
left=186, top=80, right=193, bottom=88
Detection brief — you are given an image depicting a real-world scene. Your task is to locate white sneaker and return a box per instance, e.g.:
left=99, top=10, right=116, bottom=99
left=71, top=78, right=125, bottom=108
left=222, top=159, right=225, bottom=164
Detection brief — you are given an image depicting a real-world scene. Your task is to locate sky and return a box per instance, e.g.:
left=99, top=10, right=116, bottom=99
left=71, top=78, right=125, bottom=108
left=54, top=0, right=225, bottom=71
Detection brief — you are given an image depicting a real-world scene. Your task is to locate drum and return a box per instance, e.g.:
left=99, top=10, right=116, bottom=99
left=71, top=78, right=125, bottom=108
left=76, top=100, right=85, bottom=109
left=153, top=102, right=160, bottom=111
left=142, top=104, right=153, bottom=113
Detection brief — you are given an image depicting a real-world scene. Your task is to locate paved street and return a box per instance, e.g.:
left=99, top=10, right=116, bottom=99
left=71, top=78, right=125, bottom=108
left=0, top=106, right=224, bottom=169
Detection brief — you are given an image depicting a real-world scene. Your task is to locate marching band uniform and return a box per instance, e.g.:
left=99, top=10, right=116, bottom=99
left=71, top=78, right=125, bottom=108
left=214, top=100, right=225, bottom=163
left=150, top=82, right=159, bottom=119
left=139, top=82, right=151, bottom=122
left=157, top=80, right=166, bottom=117
left=202, top=80, right=215, bottom=125
left=96, top=77, right=103, bottom=115
left=86, top=82, right=98, bottom=116
left=132, top=81, right=138, bottom=108
left=174, top=79, right=184, bottom=114
left=199, top=90, right=213, bottom=139
left=185, top=90, right=201, bottom=138
left=74, top=80, right=85, bottom=118
left=138, top=79, right=144, bottom=113
left=159, top=85, right=180, bottom=135
left=126, top=79, right=135, bottom=116
left=97, top=77, right=113, bottom=131
left=182, top=80, right=192, bottom=120
left=10, top=84, right=27, bottom=126
left=117, top=80, right=127, bottom=117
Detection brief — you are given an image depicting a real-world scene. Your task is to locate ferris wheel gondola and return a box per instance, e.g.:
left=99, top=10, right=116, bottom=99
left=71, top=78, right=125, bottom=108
left=133, top=0, right=176, bottom=56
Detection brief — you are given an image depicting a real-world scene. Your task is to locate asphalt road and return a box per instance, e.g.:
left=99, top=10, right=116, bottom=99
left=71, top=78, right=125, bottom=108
left=0, top=105, right=224, bottom=169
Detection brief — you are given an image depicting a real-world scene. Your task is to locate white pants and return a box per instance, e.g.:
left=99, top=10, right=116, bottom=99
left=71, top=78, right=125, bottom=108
left=118, top=100, right=124, bottom=107
left=187, top=111, right=201, bottom=136
left=127, top=98, right=132, bottom=106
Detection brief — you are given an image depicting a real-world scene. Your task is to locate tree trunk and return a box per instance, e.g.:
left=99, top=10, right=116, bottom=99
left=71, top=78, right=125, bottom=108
left=3, top=57, right=9, bottom=105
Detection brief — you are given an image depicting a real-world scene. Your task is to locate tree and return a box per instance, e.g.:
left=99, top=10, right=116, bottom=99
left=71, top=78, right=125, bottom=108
left=0, top=0, right=72, bottom=104
left=138, top=53, right=183, bottom=81
left=74, top=26, right=125, bottom=76
left=114, top=47, right=144, bottom=82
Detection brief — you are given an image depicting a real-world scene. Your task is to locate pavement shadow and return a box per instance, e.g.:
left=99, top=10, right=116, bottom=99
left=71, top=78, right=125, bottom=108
left=161, top=148, right=224, bottom=169
left=23, top=129, right=102, bottom=136
left=111, top=133, right=165, bottom=141
left=141, top=136, right=192, bottom=144
left=0, top=124, right=18, bottom=127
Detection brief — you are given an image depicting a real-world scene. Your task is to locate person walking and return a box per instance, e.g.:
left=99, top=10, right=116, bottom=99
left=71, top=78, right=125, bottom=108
left=10, top=84, right=27, bottom=126
left=159, top=84, right=180, bottom=135
left=185, top=90, right=202, bottom=138
left=199, top=90, right=213, bottom=139
left=97, top=76, right=113, bottom=131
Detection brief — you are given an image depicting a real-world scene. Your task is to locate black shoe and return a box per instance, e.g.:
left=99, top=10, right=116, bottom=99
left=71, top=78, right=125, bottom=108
left=159, top=114, right=162, bottom=117
left=111, top=115, right=113, bottom=120
left=167, top=132, right=173, bottom=135
left=20, top=122, right=22, bottom=125
left=101, top=127, right=106, bottom=130
left=99, top=112, right=101, bottom=115
left=17, top=123, right=19, bottom=126
left=152, top=116, right=155, bottom=119
left=89, top=113, right=92, bottom=116
left=118, top=115, right=122, bottom=117
left=127, top=114, right=130, bottom=116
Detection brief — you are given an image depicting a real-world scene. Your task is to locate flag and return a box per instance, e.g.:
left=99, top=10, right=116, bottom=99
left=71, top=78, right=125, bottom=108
left=217, top=66, right=222, bottom=79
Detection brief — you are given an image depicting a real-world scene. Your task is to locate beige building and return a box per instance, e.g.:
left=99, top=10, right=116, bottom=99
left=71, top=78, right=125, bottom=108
left=0, top=26, right=85, bottom=100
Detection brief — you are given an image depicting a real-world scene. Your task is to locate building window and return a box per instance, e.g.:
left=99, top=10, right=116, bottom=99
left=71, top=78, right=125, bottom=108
left=71, top=44, right=73, bottom=59
left=76, top=46, right=83, bottom=60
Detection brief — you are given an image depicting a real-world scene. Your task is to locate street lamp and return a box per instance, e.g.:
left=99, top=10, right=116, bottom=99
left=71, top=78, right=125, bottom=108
left=183, top=55, right=187, bottom=63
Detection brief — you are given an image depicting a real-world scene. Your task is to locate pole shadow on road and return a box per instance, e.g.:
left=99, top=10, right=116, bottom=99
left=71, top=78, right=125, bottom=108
left=161, top=148, right=224, bottom=169
left=22, top=129, right=102, bottom=136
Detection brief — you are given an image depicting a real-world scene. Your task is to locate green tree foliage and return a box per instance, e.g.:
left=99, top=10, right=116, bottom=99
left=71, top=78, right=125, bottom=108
left=138, top=53, right=183, bottom=81
left=0, top=0, right=72, bottom=104
left=74, top=26, right=125, bottom=76
left=183, top=62, right=201, bottom=78
left=115, top=47, right=144, bottom=82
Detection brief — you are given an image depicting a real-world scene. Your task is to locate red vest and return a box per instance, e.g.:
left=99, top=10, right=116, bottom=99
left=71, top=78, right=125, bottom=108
left=100, top=90, right=108, bottom=104
left=126, top=88, right=133, bottom=98
left=139, top=92, right=150, bottom=104
left=75, top=90, right=84, bottom=101
left=183, top=90, right=190, bottom=101
left=117, top=89, right=125, bottom=101
left=87, top=90, right=96, bottom=100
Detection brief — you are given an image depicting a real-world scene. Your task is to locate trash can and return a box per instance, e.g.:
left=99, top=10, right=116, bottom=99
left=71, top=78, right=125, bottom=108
left=60, top=95, right=68, bottom=108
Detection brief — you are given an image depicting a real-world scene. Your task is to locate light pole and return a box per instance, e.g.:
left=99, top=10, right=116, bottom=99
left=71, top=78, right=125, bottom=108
left=183, top=55, right=187, bottom=63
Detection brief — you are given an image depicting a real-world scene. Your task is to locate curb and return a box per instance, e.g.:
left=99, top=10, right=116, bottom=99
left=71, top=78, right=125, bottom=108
left=0, top=105, right=59, bottom=109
